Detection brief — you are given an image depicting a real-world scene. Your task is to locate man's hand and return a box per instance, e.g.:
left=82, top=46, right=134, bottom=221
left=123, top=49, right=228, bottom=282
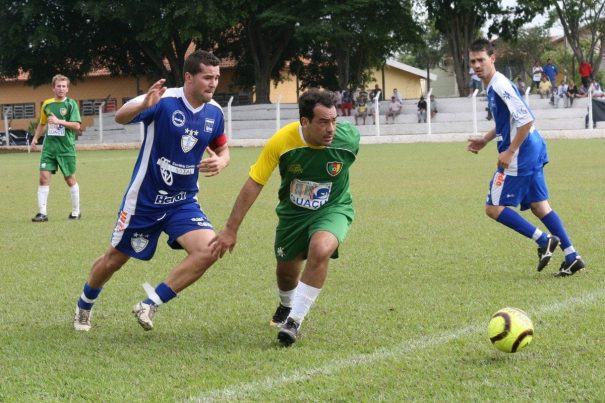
left=497, top=149, right=515, bottom=169
left=198, top=147, right=228, bottom=177
left=209, top=229, right=237, bottom=259
left=467, top=136, right=487, bottom=154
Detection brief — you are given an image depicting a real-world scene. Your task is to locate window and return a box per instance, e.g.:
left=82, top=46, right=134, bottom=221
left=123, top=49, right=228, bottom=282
left=1, top=103, right=36, bottom=120
left=79, top=98, right=117, bottom=116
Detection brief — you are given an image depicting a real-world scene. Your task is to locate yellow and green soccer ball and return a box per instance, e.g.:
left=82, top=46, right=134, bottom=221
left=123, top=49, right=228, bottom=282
left=488, top=307, right=534, bottom=353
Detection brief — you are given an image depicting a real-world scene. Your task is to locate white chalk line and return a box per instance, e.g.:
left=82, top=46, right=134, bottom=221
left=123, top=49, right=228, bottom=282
left=187, top=289, right=605, bottom=402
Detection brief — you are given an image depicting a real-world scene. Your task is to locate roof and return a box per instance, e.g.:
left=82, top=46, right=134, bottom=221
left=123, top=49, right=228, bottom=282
left=386, top=59, right=438, bottom=81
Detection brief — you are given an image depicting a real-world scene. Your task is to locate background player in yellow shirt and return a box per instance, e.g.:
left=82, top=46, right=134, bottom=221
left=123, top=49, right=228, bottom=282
left=31, top=74, right=82, bottom=222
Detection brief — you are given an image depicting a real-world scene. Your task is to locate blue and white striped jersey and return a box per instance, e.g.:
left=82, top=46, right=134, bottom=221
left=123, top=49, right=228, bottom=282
left=486, top=71, right=548, bottom=176
left=119, top=87, right=227, bottom=214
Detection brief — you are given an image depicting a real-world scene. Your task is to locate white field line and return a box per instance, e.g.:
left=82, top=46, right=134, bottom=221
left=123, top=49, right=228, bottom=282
left=187, top=289, right=605, bottom=403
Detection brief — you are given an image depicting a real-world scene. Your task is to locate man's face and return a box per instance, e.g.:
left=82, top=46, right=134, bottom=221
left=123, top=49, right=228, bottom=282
left=53, top=80, right=69, bottom=99
left=469, top=50, right=496, bottom=82
left=185, top=63, right=220, bottom=106
left=301, top=104, right=337, bottom=147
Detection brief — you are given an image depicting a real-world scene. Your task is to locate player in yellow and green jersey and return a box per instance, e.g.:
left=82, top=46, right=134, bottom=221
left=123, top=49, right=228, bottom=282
left=31, top=74, right=82, bottom=222
left=210, top=89, right=360, bottom=346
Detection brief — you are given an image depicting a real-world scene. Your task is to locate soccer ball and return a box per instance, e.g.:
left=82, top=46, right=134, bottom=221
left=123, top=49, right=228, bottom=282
left=487, top=307, right=534, bottom=353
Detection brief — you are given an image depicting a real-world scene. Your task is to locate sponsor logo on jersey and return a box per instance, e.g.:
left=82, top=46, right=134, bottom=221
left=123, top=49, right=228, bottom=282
left=289, top=179, right=332, bottom=210
left=154, top=190, right=187, bottom=205
left=181, top=128, right=198, bottom=153
left=326, top=161, right=343, bottom=176
left=287, top=164, right=303, bottom=174
left=204, top=118, right=215, bottom=133
left=131, top=232, right=149, bottom=253
left=157, top=157, right=196, bottom=186
left=172, top=110, right=186, bottom=127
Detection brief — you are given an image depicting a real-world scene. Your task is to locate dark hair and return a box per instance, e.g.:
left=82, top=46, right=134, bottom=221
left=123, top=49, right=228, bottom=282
left=183, top=50, right=220, bottom=76
left=298, top=89, right=337, bottom=121
left=469, top=38, right=495, bottom=56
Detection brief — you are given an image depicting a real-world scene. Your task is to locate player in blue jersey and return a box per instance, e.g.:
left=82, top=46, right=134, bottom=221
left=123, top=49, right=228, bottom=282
left=73, top=50, right=230, bottom=331
left=467, top=38, right=585, bottom=277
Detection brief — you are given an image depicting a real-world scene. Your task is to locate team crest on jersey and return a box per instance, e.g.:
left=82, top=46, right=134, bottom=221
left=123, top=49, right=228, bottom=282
left=181, top=129, right=198, bottom=153
left=326, top=161, right=343, bottom=176
left=131, top=233, right=149, bottom=253
left=204, top=118, right=215, bottom=133
left=172, top=110, right=186, bottom=127
left=60, top=107, right=67, bottom=117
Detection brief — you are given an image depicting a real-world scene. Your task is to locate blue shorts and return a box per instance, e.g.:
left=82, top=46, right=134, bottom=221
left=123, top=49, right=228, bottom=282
left=486, top=169, right=549, bottom=211
left=110, top=202, right=214, bottom=261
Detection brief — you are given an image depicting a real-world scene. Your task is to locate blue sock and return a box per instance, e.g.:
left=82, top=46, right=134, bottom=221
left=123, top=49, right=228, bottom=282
left=77, top=283, right=103, bottom=310
left=541, top=211, right=577, bottom=263
left=496, top=207, right=546, bottom=245
left=144, top=282, right=177, bottom=306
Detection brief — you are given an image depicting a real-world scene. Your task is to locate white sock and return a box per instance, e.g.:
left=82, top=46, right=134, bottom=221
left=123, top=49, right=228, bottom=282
left=278, top=287, right=296, bottom=308
left=38, top=185, right=50, bottom=215
left=70, top=183, right=80, bottom=215
left=289, top=282, right=321, bottom=325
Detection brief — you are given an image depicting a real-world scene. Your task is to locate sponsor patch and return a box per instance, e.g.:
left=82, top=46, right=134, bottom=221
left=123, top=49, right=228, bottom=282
left=289, top=179, right=332, bottom=210
left=204, top=118, right=215, bottom=133
left=172, top=110, right=186, bottom=127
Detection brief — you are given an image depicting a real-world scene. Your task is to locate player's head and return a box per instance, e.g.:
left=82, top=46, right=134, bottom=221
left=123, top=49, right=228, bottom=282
left=299, top=89, right=337, bottom=146
left=183, top=50, right=221, bottom=106
left=51, top=74, right=70, bottom=99
left=469, top=38, right=496, bottom=83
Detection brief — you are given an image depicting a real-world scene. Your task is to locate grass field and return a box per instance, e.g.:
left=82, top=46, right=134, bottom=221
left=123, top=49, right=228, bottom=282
left=0, top=139, right=603, bottom=402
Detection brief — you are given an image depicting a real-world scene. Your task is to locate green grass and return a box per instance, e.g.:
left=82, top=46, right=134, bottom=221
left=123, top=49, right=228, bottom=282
left=1, top=139, right=604, bottom=402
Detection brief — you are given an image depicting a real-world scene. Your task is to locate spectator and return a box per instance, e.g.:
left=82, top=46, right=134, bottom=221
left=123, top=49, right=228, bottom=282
left=567, top=80, right=579, bottom=106
left=516, top=77, right=527, bottom=95
left=369, top=84, right=382, bottom=102
left=354, top=95, right=369, bottom=125
left=579, top=60, right=592, bottom=88
left=469, top=66, right=483, bottom=96
left=591, top=80, right=605, bottom=98
left=542, top=58, right=558, bottom=89
left=334, top=89, right=343, bottom=116
left=531, top=61, right=543, bottom=93
left=340, top=90, right=353, bottom=116
left=554, top=81, right=569, bottom=108
left=391, top=88, right=403, bottom=104
left=385, top=96, right=402, bottom=123
left=430, top=95, right=438, bottom=119
left=537, top=75, right=552, bottom=99
left=417, top=96, right=427, bottom=123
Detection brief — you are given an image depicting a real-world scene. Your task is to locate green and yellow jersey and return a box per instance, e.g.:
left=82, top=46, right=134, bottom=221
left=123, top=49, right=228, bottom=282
left=39, top=97, right=81, bottom=156
left=249, top=120, right=360, bottom=220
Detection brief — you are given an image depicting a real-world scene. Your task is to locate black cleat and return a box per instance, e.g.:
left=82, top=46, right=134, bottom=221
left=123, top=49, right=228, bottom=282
left=68, top=212, right=81, bottom=220
left=537, top=235, right=560, bottom=272
left=277, top=318, right=300, bottom=347
left=32, top=213, right=48, bottom=222
left=269, top=304, right=291, bottom=327
left=554, top=256, right=586, bottom=277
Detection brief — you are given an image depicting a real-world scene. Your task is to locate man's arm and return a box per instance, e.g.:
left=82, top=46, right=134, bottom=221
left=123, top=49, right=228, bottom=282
left=467, top=128, right=496, bottom=154
left=47, top=113, right=80, bottom=131
left=497, top=121, right=532, bottom=169
left=209, top=178, right=264, bottom=258
left=115, top=79, right=166, bottom=124
left=30, top=123, right=45, bottom=149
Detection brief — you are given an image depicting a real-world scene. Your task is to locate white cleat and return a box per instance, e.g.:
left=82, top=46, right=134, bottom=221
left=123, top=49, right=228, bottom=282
left=132, top=301, right=157, bottom=331
left=74, top=306, right=92, bottom=331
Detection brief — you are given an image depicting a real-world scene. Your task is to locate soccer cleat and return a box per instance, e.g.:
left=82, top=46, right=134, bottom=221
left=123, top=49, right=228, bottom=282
left=536, top=235, right=560, bottom=272
left=554, top=256, right=586, bottom=277
left=32, top=213, right=48, bottom=222
left=132, top=301, right=157, bottom=331
left=74, top=306, right=92, bottom=331
left=269, top=303, right=291, bottom=327
left=277, top=318, right=300, bottom=347
left=68, top=212, right=81, bottom=220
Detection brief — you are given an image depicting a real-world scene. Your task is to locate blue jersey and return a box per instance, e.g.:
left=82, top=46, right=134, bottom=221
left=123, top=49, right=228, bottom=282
left=120, top=88, right=227, bottom=214
left=486, top=71, right=548, bottom=176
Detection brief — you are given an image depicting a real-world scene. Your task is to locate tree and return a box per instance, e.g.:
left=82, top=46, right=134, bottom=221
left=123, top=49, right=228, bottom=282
left=425, top=0, right=547, bottom=96
left=294, top=0, right=422, bottom=92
